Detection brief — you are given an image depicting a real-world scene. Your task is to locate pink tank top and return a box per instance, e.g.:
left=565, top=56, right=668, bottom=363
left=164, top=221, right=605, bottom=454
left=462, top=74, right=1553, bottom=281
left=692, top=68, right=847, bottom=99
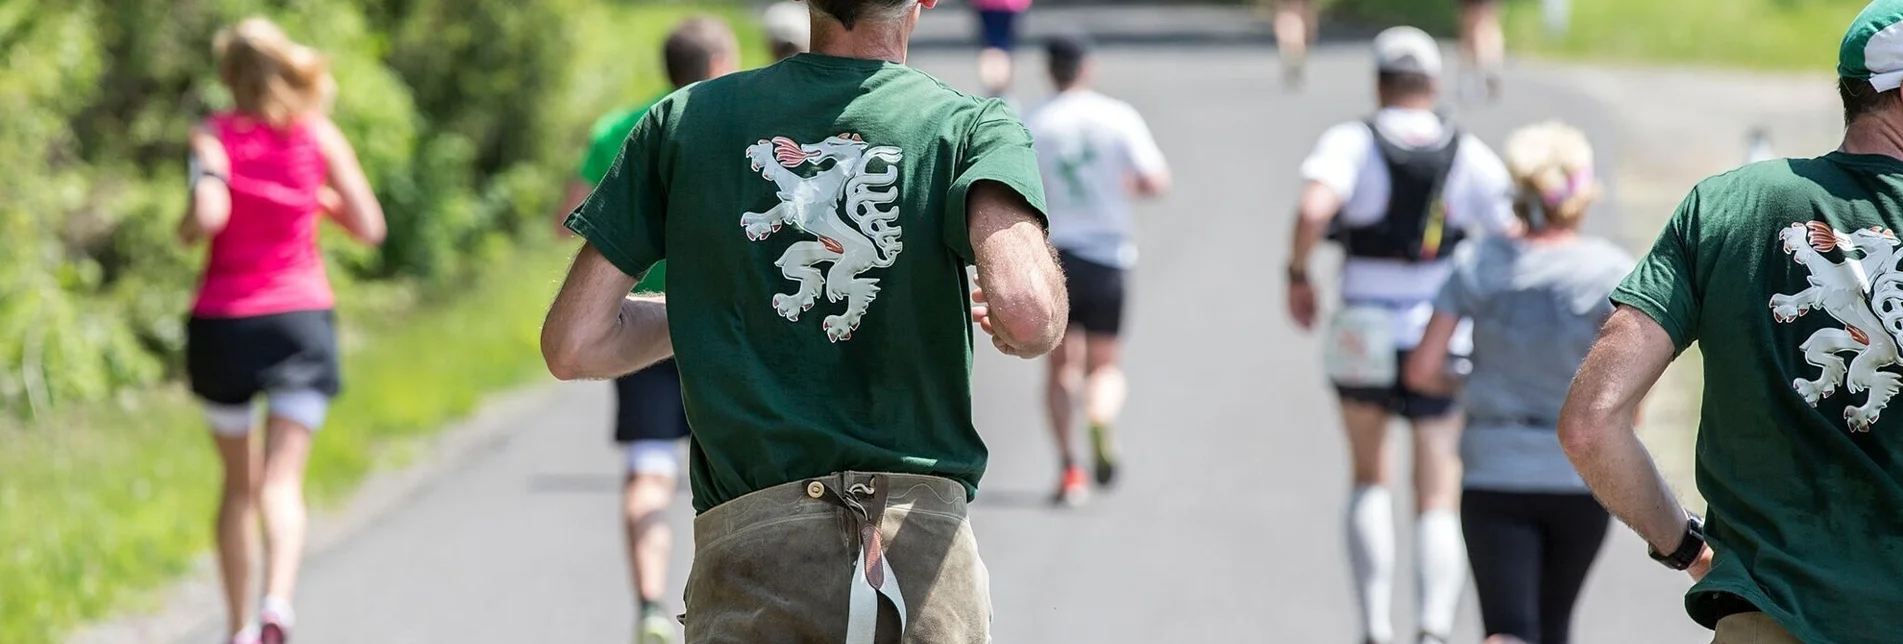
left=192, top=113, right=333, bottom=318
left=972, top=0, right=1031, bottom=11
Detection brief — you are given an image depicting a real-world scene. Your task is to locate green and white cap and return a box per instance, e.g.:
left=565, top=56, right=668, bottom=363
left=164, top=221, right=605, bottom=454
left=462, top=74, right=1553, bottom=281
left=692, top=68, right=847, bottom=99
left=1841, top=0, right=1903, bottom=91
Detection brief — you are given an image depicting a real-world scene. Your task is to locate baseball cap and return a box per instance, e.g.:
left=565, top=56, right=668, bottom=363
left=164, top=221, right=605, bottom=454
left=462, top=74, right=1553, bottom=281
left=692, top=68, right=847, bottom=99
left=1842, top=0, right=1903, bottom=91
left=1372, top=26, right=1442, bottom=77
left=763, top=1, right=810, bottom=49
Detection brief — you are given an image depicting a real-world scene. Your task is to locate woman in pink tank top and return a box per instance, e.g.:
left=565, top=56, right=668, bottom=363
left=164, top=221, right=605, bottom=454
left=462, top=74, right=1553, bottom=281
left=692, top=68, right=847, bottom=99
left=178, top=17, right=384, bottom=644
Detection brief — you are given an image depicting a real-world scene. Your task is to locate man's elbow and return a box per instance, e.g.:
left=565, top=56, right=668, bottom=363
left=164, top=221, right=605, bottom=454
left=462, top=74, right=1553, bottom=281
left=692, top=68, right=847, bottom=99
left=539, top=328, right=587, bottom=381
left=1556, top=403, right=1615, bottom=464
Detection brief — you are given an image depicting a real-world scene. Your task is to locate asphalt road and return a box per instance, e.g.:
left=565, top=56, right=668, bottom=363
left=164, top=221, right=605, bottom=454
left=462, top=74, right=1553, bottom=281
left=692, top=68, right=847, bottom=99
left=174, top=10, right=1713, bottom=644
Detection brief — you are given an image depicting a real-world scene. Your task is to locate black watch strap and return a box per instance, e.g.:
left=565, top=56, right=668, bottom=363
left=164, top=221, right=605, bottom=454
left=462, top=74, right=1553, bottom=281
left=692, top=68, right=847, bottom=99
left=1286, top=265, right=1310, bottom=285
left=1649, top=516, right=1706, bottom=570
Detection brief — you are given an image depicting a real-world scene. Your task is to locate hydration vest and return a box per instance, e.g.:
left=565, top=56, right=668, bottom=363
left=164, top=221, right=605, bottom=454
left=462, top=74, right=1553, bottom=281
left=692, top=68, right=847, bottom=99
left=1328, top=117, right=1465, bottom=262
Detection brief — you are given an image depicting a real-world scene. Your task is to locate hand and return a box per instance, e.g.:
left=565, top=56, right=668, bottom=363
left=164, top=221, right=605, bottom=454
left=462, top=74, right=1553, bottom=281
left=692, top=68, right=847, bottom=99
left=317, top=185, right=344, bottom=216
left=1287, top=279, right=1318, bottom=331
left=970, top=284, right=1032, bottom=357
left=1687, top=544, right=1714, bottom=582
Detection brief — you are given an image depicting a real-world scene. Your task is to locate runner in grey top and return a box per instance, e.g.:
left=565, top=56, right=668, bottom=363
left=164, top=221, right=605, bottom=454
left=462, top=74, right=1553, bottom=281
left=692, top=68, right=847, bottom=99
left=1406, top=120, right=1629, bottom=644
left=1434, top=233, right=1632, bottom=491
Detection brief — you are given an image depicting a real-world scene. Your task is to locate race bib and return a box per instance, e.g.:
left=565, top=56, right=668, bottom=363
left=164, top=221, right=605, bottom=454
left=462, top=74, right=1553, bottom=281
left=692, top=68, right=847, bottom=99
left=1325, top=304, right=1398, bottom=387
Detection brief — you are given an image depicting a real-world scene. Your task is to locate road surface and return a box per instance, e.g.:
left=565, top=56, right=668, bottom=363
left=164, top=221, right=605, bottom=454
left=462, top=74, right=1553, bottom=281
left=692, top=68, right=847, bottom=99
left=173, top=9, right=1712, bottom=644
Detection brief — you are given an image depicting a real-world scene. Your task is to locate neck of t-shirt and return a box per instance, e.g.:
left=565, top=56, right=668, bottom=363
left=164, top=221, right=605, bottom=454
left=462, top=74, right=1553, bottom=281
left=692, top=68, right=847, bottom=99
left=790, top=51, right=898, bottom=70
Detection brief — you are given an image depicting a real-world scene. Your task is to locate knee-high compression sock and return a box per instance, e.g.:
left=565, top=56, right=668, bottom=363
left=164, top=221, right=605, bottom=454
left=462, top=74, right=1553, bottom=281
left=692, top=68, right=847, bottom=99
left=1416, top=509, right=1468, bottom=639
left=1347, top=485, right=1396, bottom=644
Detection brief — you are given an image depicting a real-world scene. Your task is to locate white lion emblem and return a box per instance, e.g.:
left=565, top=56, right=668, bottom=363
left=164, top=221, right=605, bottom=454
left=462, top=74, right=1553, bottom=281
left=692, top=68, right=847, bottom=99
left=740, top=134, right=904, bottom=342
left=1770, top=221, right=1903, bottom=431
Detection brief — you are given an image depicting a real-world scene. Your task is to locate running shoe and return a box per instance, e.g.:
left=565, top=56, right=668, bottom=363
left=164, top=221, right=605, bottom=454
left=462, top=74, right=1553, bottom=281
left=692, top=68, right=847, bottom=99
left=228, top=625, right=261, bottom=644
left=258, top=597, right=294, bottom=644
left=637, top=606, right=677, bottom=644
left=1052, top=465, right=1090, bottom=508
left=1088, top=422, right=1120, bottom=486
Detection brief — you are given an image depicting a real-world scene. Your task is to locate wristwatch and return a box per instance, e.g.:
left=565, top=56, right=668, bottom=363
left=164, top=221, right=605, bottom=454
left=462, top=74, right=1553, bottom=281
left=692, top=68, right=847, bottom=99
left=1649, top=516, right=1706, bottom=571
left=1286, top=264, right=1310, bottom=285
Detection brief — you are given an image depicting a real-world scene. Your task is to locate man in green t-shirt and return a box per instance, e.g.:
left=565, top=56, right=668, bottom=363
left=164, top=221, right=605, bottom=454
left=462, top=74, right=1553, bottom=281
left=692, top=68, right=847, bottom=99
left=541, top=0, right=1067, bottom=641
left=550, top=16, right=737, bottom=644
left=1559, top=2, right=1903, bottom=641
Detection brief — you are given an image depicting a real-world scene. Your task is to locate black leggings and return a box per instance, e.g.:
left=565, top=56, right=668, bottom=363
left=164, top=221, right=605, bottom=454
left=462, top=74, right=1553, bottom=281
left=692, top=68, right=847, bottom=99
left=1461, top=490, right=1610, bottom=644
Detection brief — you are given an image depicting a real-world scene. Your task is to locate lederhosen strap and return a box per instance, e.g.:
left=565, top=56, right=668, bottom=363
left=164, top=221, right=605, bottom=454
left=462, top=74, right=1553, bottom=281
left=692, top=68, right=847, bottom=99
left=811, top=472, right=907, bottom=643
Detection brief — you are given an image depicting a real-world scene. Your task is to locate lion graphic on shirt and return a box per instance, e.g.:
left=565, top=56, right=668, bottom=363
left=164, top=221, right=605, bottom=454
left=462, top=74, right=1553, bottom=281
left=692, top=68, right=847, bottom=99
left=1770, top=221, right=1903, bottom=431
left=740, top=134, right=904, bottom=342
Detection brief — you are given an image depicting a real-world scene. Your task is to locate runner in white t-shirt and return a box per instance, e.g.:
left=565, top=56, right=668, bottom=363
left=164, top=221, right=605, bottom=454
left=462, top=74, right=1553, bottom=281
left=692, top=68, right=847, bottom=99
left=1023, top=32, right=1171, bottom=507
left=1283, top=26, right=1517, bottom=644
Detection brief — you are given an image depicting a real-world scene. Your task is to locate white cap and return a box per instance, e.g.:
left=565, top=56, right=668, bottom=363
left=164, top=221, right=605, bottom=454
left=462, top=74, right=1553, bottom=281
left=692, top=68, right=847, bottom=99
left=1372, top=26, right=1442, bottom=77
left=764, top=2, right=810, bottom=50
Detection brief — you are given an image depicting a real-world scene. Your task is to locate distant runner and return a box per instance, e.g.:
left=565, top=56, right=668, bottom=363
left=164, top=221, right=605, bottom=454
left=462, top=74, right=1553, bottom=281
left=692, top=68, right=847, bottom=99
left=1457, top=0, right=1505, bottom=101
left=1404, top=121, right=1626, bottom=644
left=183, top=17, right=385, bottom=644
left=1283, top=26, right=1517, bottom=644
left=552, top=16, right=739, bottom=644
left=541, top=0, right=1067, bottom=641
left=1272, top=0, right=1317, bottom=88
left=972, top=0, right=1031, bottom=99
left=1023, top=32, right=1171, bottom=506
left=1560, top=2, right=1903, bottom=642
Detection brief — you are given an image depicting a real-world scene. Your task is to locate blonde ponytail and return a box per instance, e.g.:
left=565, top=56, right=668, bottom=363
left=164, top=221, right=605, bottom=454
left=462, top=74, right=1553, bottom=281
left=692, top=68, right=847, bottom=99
left=213, top=17, right=332, bottom=127
left=1503, top=120, right=1599, bottom=230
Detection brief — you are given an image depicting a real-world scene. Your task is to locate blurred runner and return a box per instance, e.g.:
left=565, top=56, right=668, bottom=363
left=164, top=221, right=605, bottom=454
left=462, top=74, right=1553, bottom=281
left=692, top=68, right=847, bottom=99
left=1273, top=0, right=1317, bottom=89
left=1282, top=26, right=1516, bottom=644
left=972, top=0, right=1031, bottom=99
left=181, top=17, right=385, bottom=644
left=552, top=16, right=739, bottom=644
left=1023, top=32, right=1171, bottom=506
left=542, top=0, right=1067, bottom=641
left=1560, top=3, right=1903, bottom=642
left=1404, top=121, right=1627, bottom=644
left=1457, top=0, right=1505, bottom=102
left=764, top=1, right=812, bottom=60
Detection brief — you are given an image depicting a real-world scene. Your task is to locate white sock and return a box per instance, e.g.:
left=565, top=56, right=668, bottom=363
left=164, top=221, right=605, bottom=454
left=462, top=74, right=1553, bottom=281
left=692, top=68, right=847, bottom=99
left=1347, top=485, right=1396, bottom=644
left=1415, top=509, right=1467, bottom=638
left=260, top=595, right=296, bottom=627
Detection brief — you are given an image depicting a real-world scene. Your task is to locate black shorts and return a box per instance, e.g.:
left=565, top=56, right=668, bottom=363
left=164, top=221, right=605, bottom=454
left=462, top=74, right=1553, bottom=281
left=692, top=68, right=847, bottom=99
left=1333, top=349, right=1459, bottom=420
left=613, top=359, right=690, bottom=444
left=186, top=309, right=341, bottom=405
left=1058, top=250, right=1127, bottom=335
left=976, top=9, right=1021, bottom=51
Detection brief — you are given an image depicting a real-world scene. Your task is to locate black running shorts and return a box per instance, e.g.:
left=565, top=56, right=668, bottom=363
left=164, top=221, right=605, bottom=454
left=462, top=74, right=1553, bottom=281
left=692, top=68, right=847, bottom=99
left=613, top=359, right=691, bottom=444
left=186, top=309, right=342, bottom=405
left=1058, top=250, right=1127, bottom=336
left=1333, top=349, right=1460, bottom=420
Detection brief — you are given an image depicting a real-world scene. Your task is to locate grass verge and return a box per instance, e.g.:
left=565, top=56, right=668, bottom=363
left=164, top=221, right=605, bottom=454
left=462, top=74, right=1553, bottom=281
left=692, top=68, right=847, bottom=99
left=0, top=243, right=573, bottom=644
left=1501, top=0, right=1860, bottom=72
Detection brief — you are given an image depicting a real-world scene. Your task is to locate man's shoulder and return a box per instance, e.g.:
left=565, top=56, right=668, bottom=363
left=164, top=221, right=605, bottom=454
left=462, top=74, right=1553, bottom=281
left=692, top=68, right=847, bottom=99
left=1687, top=158, right=1836, bottom=217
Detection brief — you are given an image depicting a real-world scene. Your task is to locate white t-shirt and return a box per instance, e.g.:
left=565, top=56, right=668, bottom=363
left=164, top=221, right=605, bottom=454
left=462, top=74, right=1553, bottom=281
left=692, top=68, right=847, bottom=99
left=1024, top=90, right=1169, bottom=269
left=1300, top=107, right=1515, bottom=347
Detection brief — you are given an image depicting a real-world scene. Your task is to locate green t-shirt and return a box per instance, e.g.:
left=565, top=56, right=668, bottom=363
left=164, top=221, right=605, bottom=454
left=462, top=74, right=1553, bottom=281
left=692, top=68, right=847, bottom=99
left=565, top=53, right=1048, bottom=513
left=1614, top=153, right=1903, bottom=642
left=581, top=97, right=667, bottom=294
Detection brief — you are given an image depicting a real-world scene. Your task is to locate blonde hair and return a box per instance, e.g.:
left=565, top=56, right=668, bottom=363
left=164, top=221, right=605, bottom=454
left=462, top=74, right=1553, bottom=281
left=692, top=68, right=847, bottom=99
left=1503, top=120, right=1599, bottom=230
left=213, top=17, right=332, bottom=127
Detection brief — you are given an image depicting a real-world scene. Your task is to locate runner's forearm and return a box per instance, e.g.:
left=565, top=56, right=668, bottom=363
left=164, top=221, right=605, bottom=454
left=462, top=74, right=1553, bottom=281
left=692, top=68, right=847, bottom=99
left=969, top=181, right=1067, bottom=357
left=543, top=245, right=673, bottom=380
left=1558, top=307, right=1690, bottom=553
left=1288, top=180, right=1340, bottom=273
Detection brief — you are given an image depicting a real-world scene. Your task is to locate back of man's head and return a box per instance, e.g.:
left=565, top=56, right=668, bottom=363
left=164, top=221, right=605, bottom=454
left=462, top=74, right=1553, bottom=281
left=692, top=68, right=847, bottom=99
left=1371, top=26, right=1440, bottom=103
left=809, top=0, right=915, bottom=30
left=1837, top=1, right=1903, bottom=127
left=665, top=16, right=739, bottom=88
left=1046, top=32, right=1092, bottom=90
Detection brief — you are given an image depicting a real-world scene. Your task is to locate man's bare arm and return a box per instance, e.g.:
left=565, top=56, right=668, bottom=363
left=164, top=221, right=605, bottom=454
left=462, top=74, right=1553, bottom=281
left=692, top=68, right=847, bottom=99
left=541, top=244, right=673, bottom=380
left=1558, top=306, right=1692, bottom=555
left=1403, top=312, right=1462, bottom=397
left=969, top=180, right=1066, bottom=358
left=1287, top=179, right=1342, bottom=274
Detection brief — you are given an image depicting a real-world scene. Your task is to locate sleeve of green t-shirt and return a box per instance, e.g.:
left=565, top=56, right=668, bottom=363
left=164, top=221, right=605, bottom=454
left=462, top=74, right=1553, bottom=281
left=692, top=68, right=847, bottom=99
left=1610, top=187, right=1702, bottom=352
left=565, top=106, right=667, bottom=281
left=944, top=101, right=1050, bottom=263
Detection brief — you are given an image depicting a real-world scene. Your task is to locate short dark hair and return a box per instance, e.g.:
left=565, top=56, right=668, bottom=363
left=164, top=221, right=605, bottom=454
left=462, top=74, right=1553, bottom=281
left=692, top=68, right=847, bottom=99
left=1377, top=70, right=1435, bottom=98
left=1046, top=33, right=1092, bottom=88
left=1841, top=76, right=1900, bottom=127
left=809, top=0, right=912, bottom=29
left=664, top=17, right=736, bottom=88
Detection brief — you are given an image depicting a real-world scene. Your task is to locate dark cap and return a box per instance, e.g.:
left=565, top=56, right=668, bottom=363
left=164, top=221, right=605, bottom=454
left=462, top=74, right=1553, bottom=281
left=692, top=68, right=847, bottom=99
left=1045, top=31, right=1094, bottom=65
